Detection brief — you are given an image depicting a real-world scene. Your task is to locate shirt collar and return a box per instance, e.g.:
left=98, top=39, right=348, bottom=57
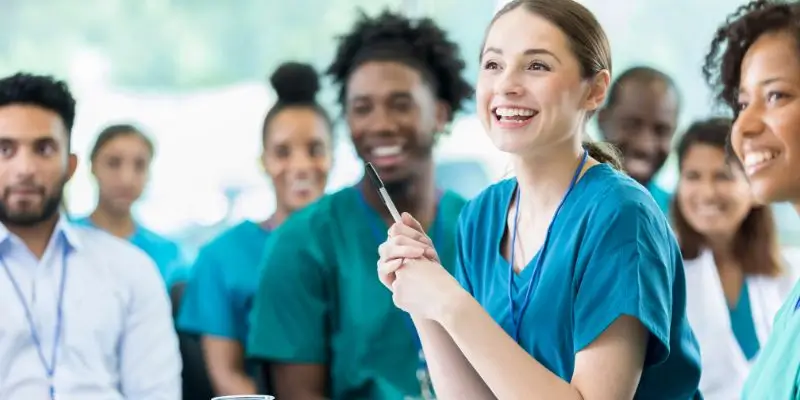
left=0, top=214, right=82, bottom=251
left=58, top=216, right=82, bottom=250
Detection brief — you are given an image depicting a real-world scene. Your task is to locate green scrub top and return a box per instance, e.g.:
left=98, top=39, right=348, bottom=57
left=247, top=186, right=466, bottom=400
left=742, top=279, right=800, bottom=399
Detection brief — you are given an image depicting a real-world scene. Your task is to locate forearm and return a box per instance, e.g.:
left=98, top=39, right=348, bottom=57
left=270, top=363, right=330, bottom=400
left=438, top=292, right=583, bottom=400
left=413, top=316, right=495, bottom=399
left=209, top=368, right=258, bottom=396
left=273, top=386, right=329, bottom=400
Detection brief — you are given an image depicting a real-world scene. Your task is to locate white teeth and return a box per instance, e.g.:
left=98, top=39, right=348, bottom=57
left=743, top=151, right=778, bottom=169
left=494, top=107, right=535, bottom=117
left=289, top=180, right=314, bottom=191
left=373, top=145, right=402, bottom=157
left=696, top=205, right=723, bottom=217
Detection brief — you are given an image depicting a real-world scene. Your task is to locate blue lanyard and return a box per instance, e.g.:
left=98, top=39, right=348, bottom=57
left=508, top=149, right=588, bottom=343
left=355, top=186, right=442, bottom=396
left=0, top=242, right=69, bottom=400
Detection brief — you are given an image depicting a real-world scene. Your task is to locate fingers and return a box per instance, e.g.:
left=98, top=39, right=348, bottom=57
left=423, top=247, right=440, bottom=263
left=387, top=215, right=442, bottom=263
left=401, top=212, right=425, bottom=233
left=378, top=258, right=403, bottom=289
left=378, top=235, right=427, bottom=261
left=389, top=221, right=433, bottom=247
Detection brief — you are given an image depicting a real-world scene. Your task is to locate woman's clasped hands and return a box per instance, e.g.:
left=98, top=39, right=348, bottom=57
left=377, top=212, right=466, bottom=322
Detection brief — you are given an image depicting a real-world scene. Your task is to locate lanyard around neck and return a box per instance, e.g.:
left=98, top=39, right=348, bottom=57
left=0, top=241, right=69, bottom=400
left=507, top=149, right=588, bottom=343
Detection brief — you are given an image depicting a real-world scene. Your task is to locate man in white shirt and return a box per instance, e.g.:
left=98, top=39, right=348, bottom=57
left=0, top=73, right=181, bottom=399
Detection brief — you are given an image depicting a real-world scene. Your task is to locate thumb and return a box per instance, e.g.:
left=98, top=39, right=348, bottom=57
left=402, top=212, right=425, bottom=233
left=423, top=247, right=441, bottom=263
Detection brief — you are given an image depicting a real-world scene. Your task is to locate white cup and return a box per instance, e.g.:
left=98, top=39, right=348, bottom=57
left=211, top=396, right=275, bottom=400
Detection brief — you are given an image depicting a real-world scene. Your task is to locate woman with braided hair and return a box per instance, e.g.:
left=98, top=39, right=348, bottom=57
left=247, top=9, right=472, bottom=400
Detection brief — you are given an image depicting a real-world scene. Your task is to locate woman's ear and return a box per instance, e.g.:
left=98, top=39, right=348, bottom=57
left=584, top=70, right=610, bottom=112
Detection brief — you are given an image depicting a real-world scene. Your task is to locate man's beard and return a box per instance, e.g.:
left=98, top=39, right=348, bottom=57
left=0, top=179, right=66, bottom=227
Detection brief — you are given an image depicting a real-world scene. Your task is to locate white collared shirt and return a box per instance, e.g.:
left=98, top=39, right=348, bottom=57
left=0, top=217, right=181, bottom=400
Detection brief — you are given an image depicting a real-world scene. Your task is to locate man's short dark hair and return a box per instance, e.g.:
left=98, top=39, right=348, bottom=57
left=605, top=66, right=680, bottom=110
left=0, top=72, right=77, bottom=133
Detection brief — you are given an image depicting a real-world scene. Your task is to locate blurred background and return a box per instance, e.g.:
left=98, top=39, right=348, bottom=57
left=6, top=0, right=798, bottom=258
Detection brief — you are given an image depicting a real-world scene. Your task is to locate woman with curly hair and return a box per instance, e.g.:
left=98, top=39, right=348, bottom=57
left=673, top=118, right=797, bottom=400
left=703, top=0, right=800, bottom=397
left=246, top=9, right=473, bottom=400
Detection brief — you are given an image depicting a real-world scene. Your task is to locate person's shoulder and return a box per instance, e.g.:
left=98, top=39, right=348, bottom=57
left=136, top=225, right=181, bottom=251
left=576, top=165, right=677, bottom=259
left=582, top=165, right=667, bottom=225
left=584, top=164, right=654, bottom=202
left=200, top=220, right=265, bottom=254
left=441, top=189, right=468, bottom=208
left=68, top=224, right=166, bottom=303
left=275, top=186, right=356, bottom=236
left=439, top=189, right=468, bottom=219
left=70, top=223, right=157, bottom=269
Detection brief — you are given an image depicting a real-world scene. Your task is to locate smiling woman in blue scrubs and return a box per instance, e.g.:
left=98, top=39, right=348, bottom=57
left=377, top=1, right=703, bottom=399
left=75, top=124, right=188, bottom=288
left=177, top=62, right=334, bottom=397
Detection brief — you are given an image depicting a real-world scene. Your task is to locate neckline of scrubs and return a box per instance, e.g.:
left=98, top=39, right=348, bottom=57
left=494, top=163, right=607, bottom=286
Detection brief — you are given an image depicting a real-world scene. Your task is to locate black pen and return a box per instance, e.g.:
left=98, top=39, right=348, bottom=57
left=365, top=162, right=403, bottom=223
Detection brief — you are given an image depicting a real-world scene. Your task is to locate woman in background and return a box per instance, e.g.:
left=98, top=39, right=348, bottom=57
left=674, top=118, right=796, bottom=399
left=703, top=1, right=800, bottom=397
left=76, top=124, right=187, bottom=288
left=177, top=62, right=334, bottom=396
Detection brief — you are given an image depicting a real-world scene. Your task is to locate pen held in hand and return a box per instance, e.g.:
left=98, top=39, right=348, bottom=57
left=365, top=162, right=403, bottom=223
left=365, top=162, right=410, bottom=271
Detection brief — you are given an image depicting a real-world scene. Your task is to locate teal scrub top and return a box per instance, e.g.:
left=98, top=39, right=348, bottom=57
left=742, top=279, right=800, bottom=399
left=178, top=220, right=271, bottom=380
left=178, top=220, right=271, bottom=345
left=455, top=164, right=702, bottom=399
left=728, top=284, right=760, bottom=361
left=74, top=216, right=189, bottom=288
left=247, top=186, right=466, bottom=400
left=647, top=181, right=671, bottom=216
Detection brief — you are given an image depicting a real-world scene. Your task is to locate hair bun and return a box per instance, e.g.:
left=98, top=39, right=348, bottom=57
left=269, top=62, right=320, bottom=104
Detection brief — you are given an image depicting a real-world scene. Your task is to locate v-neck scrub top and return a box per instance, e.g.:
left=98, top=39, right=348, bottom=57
left=455, top=164, right=703, bottom=399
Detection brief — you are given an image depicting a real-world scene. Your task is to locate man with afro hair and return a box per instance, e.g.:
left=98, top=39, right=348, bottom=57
left=248, top=9, right=472, bottom=400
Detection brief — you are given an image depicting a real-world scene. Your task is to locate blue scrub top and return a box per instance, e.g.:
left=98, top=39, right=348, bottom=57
left=456, top=164, right=702, bottom=399
left=73, top=216, right=189, bottom=288
left=178, top=220, right=271, bottom=346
